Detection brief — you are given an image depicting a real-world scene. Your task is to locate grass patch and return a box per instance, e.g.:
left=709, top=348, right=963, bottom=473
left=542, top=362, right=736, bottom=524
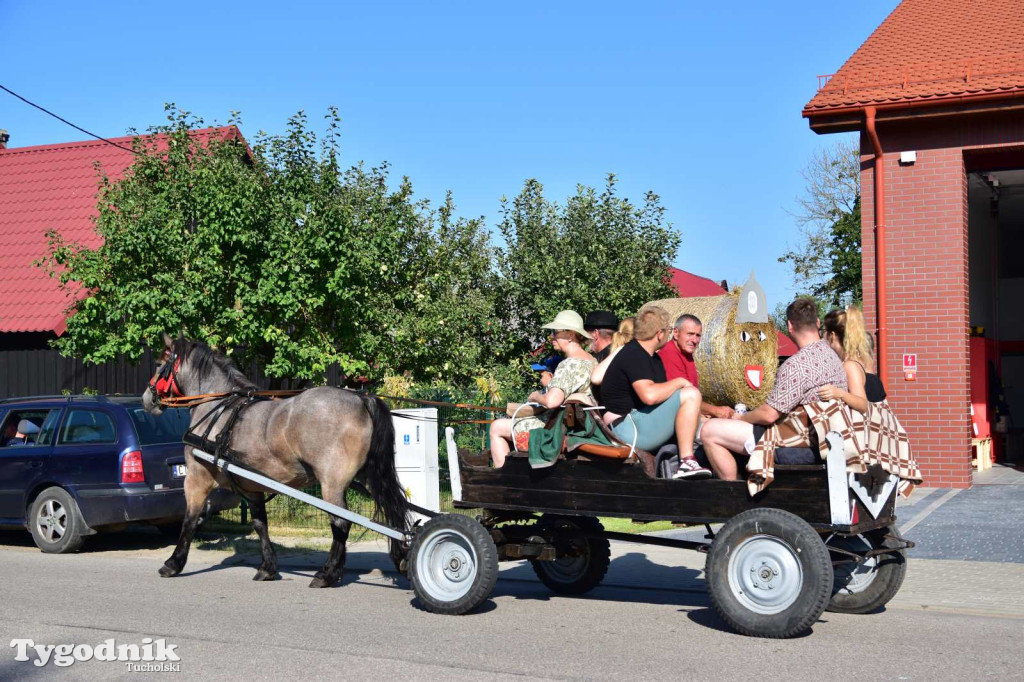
left=597, top=518, right=682, bottom=534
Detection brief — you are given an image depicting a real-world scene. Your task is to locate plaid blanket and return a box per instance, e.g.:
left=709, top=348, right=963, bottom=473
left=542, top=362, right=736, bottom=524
left=747, top=400, right=922, bottom=497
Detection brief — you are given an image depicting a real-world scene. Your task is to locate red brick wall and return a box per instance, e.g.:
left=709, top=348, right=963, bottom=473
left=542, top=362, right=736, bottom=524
left=859, top=112, right=1024, bottom=489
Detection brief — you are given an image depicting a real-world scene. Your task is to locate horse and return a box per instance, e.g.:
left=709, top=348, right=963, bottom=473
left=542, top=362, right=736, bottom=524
left=143, top=334, right=409, bottom=587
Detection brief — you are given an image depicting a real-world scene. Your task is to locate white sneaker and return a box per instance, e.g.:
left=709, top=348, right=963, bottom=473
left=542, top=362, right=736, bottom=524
left=672, top=457, right=712, bottom=480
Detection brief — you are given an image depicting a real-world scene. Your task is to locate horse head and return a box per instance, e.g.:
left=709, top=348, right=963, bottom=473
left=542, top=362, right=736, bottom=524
left=144, top=334, right=255, bottom=414
left=144, top=333, right=190, bottom=415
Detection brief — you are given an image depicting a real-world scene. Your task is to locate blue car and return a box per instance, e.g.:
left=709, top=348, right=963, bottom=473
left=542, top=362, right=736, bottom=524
left=0, top=395, right=197, bottom=553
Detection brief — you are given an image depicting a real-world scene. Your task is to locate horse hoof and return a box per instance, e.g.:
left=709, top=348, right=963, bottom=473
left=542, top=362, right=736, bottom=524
left=308, top=575, right=336, bottom=588
left=158, top=563, right=180, bottom=578
left=253, top=569, right=280, bottom=582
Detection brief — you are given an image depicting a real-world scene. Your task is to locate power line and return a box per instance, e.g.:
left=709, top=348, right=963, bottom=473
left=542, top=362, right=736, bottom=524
left=0, top=83, right=141, bottom=155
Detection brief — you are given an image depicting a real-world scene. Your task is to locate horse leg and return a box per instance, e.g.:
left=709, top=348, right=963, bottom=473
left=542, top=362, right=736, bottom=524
left=310, top=483, right=350, bottom=588
left=159, top=467, right=214, bottom=577
left=248, top=493, right=280, bottom=581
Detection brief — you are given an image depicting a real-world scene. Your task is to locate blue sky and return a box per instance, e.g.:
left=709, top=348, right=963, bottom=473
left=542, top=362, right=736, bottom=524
left=1, top=1, right=899, bottom=308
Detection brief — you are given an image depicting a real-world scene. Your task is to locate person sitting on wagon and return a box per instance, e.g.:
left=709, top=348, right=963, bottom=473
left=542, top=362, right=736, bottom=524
left=489, top=311, right=596, bottom=468
left=816, top=305, right=885, bottom=413
left=699, top=297, right=848, bottom=481
left=657, top=313, right=735, bottom=420
left=584, top=310, right=619, bottom=363
left=598, top=305, right=710, bottom=479
left=531, top=355, right=563, bottom=393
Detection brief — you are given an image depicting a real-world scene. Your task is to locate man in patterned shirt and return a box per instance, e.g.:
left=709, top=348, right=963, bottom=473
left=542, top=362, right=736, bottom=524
left=699, top=298, right=848, bottom=480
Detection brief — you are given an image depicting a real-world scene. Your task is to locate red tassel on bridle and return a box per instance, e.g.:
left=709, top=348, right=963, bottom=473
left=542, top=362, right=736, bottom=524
left=148, top=350, right=183, bottom=400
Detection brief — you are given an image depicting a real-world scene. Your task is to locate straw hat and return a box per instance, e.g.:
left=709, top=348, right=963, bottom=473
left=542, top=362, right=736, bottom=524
left=541, top=310, right=592, bottom=340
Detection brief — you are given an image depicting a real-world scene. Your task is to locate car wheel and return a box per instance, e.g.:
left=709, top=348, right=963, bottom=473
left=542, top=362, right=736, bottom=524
left=28, top=487, right=86, bottom=554
left=706, top=508, right=833, bottom=638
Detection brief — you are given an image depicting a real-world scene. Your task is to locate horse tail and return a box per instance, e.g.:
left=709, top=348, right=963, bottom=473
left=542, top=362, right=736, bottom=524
left=359, top=395, right=409, bottom=533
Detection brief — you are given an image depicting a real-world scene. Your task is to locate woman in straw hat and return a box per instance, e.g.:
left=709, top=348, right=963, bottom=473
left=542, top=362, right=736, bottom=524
left=489, top=310, right=596, bottom=467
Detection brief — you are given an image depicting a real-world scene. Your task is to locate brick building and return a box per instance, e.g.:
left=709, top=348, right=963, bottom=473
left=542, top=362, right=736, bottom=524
left=804, top=0, right=1024, bottom=487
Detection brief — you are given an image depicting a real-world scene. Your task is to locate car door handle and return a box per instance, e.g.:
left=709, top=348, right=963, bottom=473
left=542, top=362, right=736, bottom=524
left=28, top=461, right=43, bottom=469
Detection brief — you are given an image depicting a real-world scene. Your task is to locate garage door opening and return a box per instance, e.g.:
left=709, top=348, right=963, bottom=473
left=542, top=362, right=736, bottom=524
left=968, top=163, right=1024, bottom=463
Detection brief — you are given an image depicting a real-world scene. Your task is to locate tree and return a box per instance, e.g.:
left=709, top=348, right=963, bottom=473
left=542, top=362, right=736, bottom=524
left=39, top=106, right=499, bottom=384
left=495, top=175, right=681, bottom=354
left=779, top=139, right=862, bottom=307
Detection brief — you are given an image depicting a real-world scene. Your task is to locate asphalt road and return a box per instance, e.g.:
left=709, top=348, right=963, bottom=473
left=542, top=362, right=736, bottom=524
left=0, top=530, right=1019, bottom=681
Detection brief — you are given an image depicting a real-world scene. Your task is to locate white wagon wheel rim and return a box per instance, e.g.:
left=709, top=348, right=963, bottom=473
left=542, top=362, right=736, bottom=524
left=418, top=528, right=479, bottom=602
left=36, top=499, right=67, bottom=543
left=830, top=535, right=879, bottom=595
left=727, top=534, right=804, bottom=615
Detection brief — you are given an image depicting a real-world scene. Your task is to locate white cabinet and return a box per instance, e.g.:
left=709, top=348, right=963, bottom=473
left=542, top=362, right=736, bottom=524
left=392, top=408, right=439, bottom=521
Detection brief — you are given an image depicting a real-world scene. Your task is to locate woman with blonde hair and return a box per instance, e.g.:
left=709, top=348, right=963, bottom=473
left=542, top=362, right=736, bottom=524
left=590, top=317, right=635, bottom=386
left=818, top=305, right=886, bottom=413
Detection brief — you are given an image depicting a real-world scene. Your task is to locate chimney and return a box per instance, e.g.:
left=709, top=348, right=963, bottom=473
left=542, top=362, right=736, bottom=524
left=0, top=130, right=9, bottom=150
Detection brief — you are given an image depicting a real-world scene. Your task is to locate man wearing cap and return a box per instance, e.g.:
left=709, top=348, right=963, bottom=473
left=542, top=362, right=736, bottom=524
left=531, top=356, right=562, bottom=392
left=489, top=311, right=596, bottom=467
left=599, top=305, right=711, bottom=478
left=584, top=310, right=619, bottom=363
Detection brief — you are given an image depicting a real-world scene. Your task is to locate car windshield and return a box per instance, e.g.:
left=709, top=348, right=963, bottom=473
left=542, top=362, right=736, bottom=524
left=128, top=406, right=190, bottom=445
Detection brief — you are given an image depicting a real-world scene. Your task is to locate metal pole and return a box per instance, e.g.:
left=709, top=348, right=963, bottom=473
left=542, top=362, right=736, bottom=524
left=189, top=448, right=409, bottom=542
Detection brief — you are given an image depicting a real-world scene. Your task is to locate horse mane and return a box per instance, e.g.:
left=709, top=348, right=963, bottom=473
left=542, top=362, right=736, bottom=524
left=174, top=338, right=257, bottom=390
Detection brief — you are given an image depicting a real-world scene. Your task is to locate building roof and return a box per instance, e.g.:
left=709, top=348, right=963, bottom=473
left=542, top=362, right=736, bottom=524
left=667, top=268, right=797, bottom=356
left=0, top=127, right=240, bottom=334
left=668, top=267, right=728, bottom=297
left=804, top=0, right=1024, bottom=116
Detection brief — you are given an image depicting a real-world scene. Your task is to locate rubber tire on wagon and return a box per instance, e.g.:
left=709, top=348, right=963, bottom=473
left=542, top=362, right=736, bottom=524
left=706, top=508, right=833, bottom=638
left=826, top=527, right=907, bottom=614
left=28, top=486, right=86, bottom=554
left=409, top=513, right=498, bottom=615
left=530, top=516, right=611, bottom=595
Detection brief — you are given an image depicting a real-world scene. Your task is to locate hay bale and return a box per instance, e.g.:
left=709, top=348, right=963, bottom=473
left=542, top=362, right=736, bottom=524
left=647, top=275, right=777, bottom=408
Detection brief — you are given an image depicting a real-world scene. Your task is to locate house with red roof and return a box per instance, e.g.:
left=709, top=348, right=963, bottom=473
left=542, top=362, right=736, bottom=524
left=804, top=0, right=1024, bottom=486
left=0, top=127, right=242, bottom=397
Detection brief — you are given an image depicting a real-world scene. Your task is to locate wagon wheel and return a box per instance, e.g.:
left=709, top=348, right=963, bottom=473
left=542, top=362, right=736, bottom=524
left=409, top=514, right=498, bottom=615
left=826, top=527, right=907, bottom=614
left=706, top=508, right=833, bottom=638
left=530, top=516, right=611, bottom=596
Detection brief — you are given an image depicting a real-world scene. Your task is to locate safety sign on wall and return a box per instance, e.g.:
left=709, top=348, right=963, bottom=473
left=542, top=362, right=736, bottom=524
left=903, top=354, right=917, bottom=381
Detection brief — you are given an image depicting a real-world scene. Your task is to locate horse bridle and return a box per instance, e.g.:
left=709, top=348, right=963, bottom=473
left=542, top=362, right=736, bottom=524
left=148, top=349, right=183, bottom=404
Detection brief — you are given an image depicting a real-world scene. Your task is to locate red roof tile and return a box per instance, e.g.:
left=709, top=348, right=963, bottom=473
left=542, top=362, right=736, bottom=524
left=804, top=0, right=1024, bottom=114
left=0, top=127, right=241, bottom=334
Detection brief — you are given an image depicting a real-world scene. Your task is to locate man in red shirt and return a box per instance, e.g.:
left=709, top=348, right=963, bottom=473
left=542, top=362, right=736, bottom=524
left=658, top=314, right=734, bottom=419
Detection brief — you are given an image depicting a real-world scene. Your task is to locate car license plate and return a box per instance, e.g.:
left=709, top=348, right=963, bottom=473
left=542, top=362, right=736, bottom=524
left=172, top=464, right=187, bottom=478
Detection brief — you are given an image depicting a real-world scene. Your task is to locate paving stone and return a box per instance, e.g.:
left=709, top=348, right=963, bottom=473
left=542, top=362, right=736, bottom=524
left=903, top=485, right=1024, bottom=563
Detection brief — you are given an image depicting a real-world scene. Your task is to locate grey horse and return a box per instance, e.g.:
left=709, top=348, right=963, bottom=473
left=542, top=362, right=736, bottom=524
left=143, top=334, right=408, bottom=587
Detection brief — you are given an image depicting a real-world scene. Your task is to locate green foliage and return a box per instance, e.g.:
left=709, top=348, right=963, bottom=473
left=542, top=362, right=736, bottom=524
left=39, top=106, right=681, bottom=392
left=39, top=106, right=497, bottom=384
left=779, top=139, right=862, bottom=307
left=495, top=176, right=680, bottom=355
